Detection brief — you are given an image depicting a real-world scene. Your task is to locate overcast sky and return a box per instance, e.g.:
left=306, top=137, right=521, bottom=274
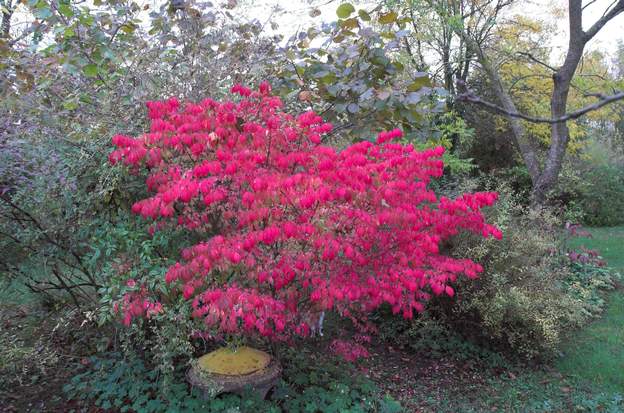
left=249, top=0, right=624, bottom=59
left=10, top=0, right=624, bottom=62
left=530, top=0, right=624, bottom=57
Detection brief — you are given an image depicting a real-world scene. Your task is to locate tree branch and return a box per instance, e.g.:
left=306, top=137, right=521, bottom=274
left=516, top=51, right=557, bottom=72
left=8, top=21, right=47, bottom=47
left=0, top=196, right=95, bottom=282
left=457, top=88, right=624, bottom=123
left=582, top=0, right=599, bottom=10
left=584, top=0, right=624, bottom=41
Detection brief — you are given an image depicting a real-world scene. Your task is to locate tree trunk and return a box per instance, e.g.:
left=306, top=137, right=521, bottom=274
left=441, top=28, right=454, bottom=95
left=472, top=44, right=541, bottom=185
left=453, top=0, right=624, bottom=206
left=530, top=0, right=585, bottom=204
left=1, top=10, right=12, bottom=39
left=530, top=74, right=574, bottom=204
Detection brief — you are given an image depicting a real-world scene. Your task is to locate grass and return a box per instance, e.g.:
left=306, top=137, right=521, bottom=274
left=557, top=226, right=624, bottom=392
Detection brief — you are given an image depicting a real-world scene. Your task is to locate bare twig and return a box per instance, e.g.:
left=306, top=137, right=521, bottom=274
left=8, top=21, right=47, bottom=47
left=516, top=51, right=557, bottom=72
left=457, top=86, right=624, bottom=123
left=582, top=0, right=599, bottom=10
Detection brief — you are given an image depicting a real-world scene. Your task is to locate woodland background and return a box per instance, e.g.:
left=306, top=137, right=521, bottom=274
left=1, top=0, right=624, bottom=411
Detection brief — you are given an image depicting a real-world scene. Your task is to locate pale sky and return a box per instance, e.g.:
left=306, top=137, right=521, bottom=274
left=257, top=0, right=623, bottom=56
left=526, top=0, right=624, bottom=58
left=9, top=0, right=624, bottom=64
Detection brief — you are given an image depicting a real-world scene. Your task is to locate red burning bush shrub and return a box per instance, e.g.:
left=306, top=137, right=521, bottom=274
left=110, top=82, right=501, bottom=339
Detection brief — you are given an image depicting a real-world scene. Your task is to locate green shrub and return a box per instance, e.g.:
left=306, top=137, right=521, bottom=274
left=563, top=260, right=620, bottom=317
left=372, top=307, right=506, bottom=367
left=0, top=128, right=147, bottom=308
left=552, top=157, right=624, bottom=227
left=473, top=156, right=624, bottom=227
left=576, top=164, right=624, bottom=226
left=442, top=181, right=618, bottom=359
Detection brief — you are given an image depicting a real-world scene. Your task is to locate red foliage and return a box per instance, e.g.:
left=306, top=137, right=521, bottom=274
left=330, top=339, right=370, bottom=362
left=110, top=82, right=502, bottom=339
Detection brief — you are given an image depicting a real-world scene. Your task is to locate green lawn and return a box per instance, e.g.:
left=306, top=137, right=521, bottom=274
left=557, top=226, right=624, bottom=392
left=567, top=226, right=624, bottom=269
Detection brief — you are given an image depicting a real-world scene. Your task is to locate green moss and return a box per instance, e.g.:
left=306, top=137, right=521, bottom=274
left=197, top=346, right=271, bottom=376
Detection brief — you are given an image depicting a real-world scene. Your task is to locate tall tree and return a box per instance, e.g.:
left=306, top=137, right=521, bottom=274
left=454, top=0, right=624, bottom=204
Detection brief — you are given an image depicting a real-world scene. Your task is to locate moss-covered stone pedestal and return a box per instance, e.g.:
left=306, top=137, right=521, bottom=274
left=187, top=346, right=281, bottom=399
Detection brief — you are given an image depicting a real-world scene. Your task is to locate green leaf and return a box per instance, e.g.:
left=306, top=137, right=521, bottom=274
left=407, top=75, right=431, bottom=91
left=120, top=23, right=136, bottom=34
left=63, top=100, right=78, bottom=110
left=335, top=103, right=347, bottom=113
left=336, top=3, right=355, bottom=19
left=358, top=9, right=371, bottom=21
left=312, top=70, right=330, bottom=79
left=78, top=14, right=95, bottom=27
left=79, top=93, right=93, bottom=104
left=339, top=17, right=359, bottom=30
left=327, top=84, right=341, bottom=97
left=58, top=3, right=74, bottom=18
left=378, top=11, right=398, bottom=25
left=83, top=64, right=99, bottom=78
left=405, top=92, right=423, bottom=105
left=34, top=6, right=52, bottom=19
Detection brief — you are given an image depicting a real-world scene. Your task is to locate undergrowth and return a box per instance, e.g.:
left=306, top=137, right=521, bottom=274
left=63, top=348, right=402, bottom=413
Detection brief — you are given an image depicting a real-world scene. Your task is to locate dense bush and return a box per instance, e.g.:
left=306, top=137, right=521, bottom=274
left=544, top=143, right=624, bottom=226
left=0, top=119, right=133, bottom=306
left=1, top=0, right=290, bottom=310
left=109, top=84, right=501, bottom=342
left=445, top=181, right=619, bottom=359
left=2, top=0, right=623, bottom=410
left=373, top=306, right=506, bottom=367
left=571, top=163, right=624, bottom=226
left=454, top=149, right=624, bottom=228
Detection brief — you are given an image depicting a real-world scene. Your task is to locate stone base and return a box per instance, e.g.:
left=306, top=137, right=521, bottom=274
left=187, top=357, right=282, bottom=399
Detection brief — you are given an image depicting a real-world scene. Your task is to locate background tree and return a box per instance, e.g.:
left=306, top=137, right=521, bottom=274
left=453, top=0, right=624, bottom=203
left=394, top=0, right=508, bottom=98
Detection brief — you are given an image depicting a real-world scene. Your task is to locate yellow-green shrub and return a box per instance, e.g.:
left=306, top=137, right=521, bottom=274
left=434, top=180, right=616, bottom=359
